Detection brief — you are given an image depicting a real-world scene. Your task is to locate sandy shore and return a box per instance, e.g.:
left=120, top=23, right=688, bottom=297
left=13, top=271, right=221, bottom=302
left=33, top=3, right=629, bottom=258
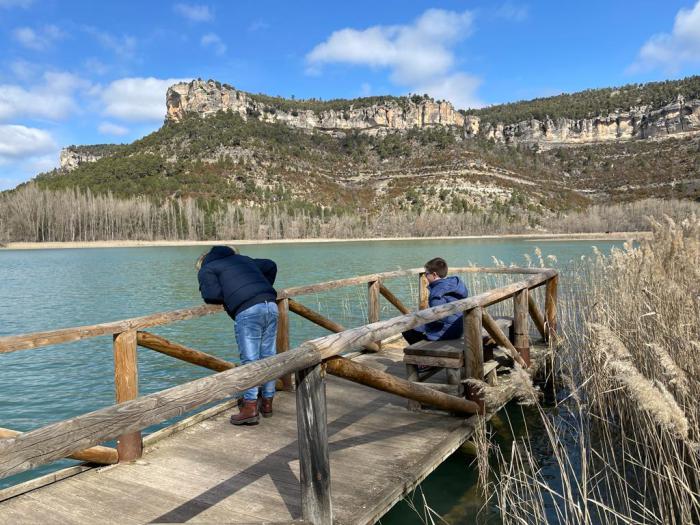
left=0, top=232, right=650, bottom=251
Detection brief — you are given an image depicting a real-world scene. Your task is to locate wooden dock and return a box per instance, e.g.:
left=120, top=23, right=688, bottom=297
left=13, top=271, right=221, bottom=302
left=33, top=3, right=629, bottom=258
left=0, top=267, right=558, bottom=524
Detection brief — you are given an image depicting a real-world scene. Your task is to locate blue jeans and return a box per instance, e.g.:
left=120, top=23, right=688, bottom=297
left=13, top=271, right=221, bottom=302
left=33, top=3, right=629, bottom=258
left=235, top=301, right=279, bottom=401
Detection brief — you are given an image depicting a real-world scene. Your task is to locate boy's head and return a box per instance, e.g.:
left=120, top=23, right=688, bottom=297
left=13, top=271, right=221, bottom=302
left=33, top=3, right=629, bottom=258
left=194, top=245, right=238, bottom=270
left=424, top=257, right=448, bottom=282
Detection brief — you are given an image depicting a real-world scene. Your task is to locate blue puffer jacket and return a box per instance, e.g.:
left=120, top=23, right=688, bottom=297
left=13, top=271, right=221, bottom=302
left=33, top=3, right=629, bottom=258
left=419, top=276, right=469, bottom=341
left=198, top=246, right=277, bottom=319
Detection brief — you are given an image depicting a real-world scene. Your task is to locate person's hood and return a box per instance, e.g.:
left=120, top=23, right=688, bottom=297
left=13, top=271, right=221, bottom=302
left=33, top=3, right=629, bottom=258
left=428, top=276, right=468, bottom=299
left=204, top=246, right=236, bottom=264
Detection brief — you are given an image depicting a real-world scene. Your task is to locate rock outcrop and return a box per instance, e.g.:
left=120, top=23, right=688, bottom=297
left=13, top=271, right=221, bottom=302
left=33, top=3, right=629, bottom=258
left=59, top=147, right=107, bottom=171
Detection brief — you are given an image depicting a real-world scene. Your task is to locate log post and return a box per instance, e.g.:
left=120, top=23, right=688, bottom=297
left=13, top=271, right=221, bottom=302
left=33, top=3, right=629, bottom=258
left=418, top=272, right=429, bottom=310
left=463, top=307, right=485, bottom=412
left=296, top=363, right=332, bottom=525
left=545, top=275, right=558, bottom=343
left=113, top=329, right=142, bottom=461
left=482, top=310, right=527, bottom=368
left=379, top=283, right=410, bottom=315
left=513, top=289, right=530, bottom=366
left=368, top=280, right=381, bottom=350
left=276, top=298, right=293, bottom=390
left=527, top=293, right=547, bottom=341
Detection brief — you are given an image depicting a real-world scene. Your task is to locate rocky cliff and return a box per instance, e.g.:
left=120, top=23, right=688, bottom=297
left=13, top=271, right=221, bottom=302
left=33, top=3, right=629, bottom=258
left=60, top=147, right=106, bottom=170
left=166, top=80, right=700, bottom=149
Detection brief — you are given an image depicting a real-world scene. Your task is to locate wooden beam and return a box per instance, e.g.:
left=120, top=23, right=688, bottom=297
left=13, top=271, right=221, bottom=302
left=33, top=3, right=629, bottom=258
left=136, top=331, right=234, bottom=372
left=296, top=364, right=332, bottom=525
left=325, top=356, right=482, bottom=415
left=513, top=289, right=530, bottom=367
left=113, top=330, right=142, bottom=462
left=276, top=297, right=294, bottom=391
left=545, top=275, right=558, bottom=343
left=368, top=280, right=381, bottom=351
left=481, top=310, right=527, bottom=368
left=0, top=427, right=117, bottom=465
left=463, top=307, right=485, bottom=412
left=288, top=299, right=379, bottom=353
left=527, top=293, right=547, bottom=341
left=0, top=346, right=321, bottom=481
left=379, top=284, right=410, bottom=315
left=278, top=269, right=421, bottom=299
left=418, top=273, right=429, bottom=310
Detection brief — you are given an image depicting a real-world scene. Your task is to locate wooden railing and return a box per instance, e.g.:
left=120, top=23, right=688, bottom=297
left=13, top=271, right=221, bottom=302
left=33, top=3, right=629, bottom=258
left=0, top=266, right=558, bottom=524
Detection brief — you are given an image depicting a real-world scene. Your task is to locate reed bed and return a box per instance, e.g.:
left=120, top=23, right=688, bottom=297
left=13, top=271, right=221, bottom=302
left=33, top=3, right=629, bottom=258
left=485, top=214, right=700, bottom=524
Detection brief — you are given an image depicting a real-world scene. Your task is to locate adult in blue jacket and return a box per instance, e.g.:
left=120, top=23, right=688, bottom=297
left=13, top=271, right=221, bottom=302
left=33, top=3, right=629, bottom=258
left=197, top=245, right=278, bottom=425
left=403, top=257, right=469, bottom=344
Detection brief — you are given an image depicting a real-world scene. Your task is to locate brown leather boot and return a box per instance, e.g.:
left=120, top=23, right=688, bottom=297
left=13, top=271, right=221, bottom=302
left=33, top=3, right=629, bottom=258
left=230, top=400, right=259, bottom=425
left=261, top=397, right=273, bottom=418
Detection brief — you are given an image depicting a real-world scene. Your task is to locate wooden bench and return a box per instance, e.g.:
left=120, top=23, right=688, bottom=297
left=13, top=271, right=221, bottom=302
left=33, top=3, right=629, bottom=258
left=403, top=316, right=513, bottom=410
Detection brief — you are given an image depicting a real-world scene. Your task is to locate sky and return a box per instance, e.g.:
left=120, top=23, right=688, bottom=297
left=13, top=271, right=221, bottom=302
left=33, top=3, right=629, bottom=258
left=1, top=0, right=699, bottom=190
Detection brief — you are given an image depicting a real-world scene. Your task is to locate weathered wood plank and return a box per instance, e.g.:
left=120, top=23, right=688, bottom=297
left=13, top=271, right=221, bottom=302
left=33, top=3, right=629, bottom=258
left=296, top=364, right=332, bottom=525
left=0, top=427, right=117, bottom=465
left=137, top=331, right=234, bottom=372
left=0, top=346, right=320, bottom=481
left=403, top=355, right=463, bottom=368
left=113, top=330, right=142, bottom=462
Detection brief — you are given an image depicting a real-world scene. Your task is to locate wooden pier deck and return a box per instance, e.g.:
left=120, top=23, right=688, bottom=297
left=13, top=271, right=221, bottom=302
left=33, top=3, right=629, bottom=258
left=0, top=266, right=558, bottom=524
left=0, top=345, right=546, bottom=524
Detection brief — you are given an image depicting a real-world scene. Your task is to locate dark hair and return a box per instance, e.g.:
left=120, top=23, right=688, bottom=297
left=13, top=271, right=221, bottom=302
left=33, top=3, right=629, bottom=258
left=424, top=257, right=448, bottom=278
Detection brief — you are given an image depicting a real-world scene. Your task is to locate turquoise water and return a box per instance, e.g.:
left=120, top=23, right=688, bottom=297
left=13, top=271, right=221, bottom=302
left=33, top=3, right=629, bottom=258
left=0, top=238, right=622, bottom=520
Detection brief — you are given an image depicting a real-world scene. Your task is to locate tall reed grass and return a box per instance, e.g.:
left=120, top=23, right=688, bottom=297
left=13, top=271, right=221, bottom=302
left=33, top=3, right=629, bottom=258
left=486, top=214, right=700, bottom=524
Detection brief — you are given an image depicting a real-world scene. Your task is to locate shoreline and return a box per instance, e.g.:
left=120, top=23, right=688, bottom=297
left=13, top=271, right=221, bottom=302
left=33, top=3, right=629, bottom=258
left=0, top=232, right=650, bottom=251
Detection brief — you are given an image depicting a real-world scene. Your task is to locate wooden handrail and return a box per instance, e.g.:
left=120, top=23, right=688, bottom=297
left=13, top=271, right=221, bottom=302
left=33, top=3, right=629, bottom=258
left=0, top=427, right=117, bottom=465
left=0, top=267, right=554, bottom=355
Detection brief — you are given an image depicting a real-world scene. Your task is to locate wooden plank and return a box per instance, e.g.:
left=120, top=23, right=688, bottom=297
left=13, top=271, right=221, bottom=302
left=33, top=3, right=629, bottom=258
left=325, top=356, right=481, bottom=415
left=279, top=269, right=421, bottom=299
left=137, top=331, right=234, bottom=372
left=0, top=427, right=117, bottom=465
left=295, top=364, right=332, bottom=525
left=378, top=284, right=410, bottom=315
left=545, top=274, right=558, bottom=342
left=402, top=355, right=462, bottom=368
left=0, top=346, right=320, bottom=481
left=113, top=330, right=142, bottom=462
left=404, top=341, right=463, bottom=359
left=528, top=293, right=547, bottom=341
left=0, top=465, right=92, bottom=503
left=288, top=299, right=379, bottom=353
left=481, top=310, right=527, bottom=368
left=513, top=289, right=530, bottom=366
left=276, top=297, right=294, bottom=390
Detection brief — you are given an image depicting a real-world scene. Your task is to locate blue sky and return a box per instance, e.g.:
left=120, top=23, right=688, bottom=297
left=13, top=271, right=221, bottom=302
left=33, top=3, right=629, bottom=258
left=1, top=0, right=699, bottom=190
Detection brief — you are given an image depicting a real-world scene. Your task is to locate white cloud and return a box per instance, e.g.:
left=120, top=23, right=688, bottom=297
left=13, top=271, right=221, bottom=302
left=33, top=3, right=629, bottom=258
left=83, top=26, right=137, bottom=59
left=174, top=3, right=212, bottom=22
left=630, top=1, right=700, bottom=73
left=98, top=121, right=129, bottom=136
left=201, top=32, right=226, bottom=55
left=12, top=25, right=64, bottom=50
left=413, top=73, right=483, bottom=109
left=494, top=3, right=529, bottom=22
left=100, top=77, right=189, bottom=122
left=0, top=124, right=56, bottom=161
left=0, top=0, right=33, bottom=8
left=0, top=72, right=87, bottom=121
left=249, top=19, right=270, bottom=32
left=306, top=8, right=481, bottom=108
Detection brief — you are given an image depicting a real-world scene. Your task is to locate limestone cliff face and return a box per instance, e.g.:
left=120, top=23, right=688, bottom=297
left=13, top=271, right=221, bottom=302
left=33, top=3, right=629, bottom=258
left=166, top=80, right=465, bottom=133
left=479, top=97, right=700, bottom=148
left=59, top=147, right=106, bottom=171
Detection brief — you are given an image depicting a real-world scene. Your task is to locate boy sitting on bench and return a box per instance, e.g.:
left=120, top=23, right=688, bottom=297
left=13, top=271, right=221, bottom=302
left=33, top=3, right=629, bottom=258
left=403, top=257, right=469, bottom=345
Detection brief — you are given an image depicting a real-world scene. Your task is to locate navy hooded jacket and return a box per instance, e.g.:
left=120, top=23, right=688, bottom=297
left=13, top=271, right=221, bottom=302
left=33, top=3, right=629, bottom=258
left=197, top=246, right=277, bottom=319
left=418, top=276, right=469, bottom=341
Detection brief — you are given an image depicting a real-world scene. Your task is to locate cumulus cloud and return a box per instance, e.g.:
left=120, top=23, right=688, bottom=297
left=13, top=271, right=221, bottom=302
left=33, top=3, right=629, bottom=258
left=306, top=9, right=482, bottom=108
left=99, top=77, right=189, bottom=122
left=413, top=73, right=483, bottom=110
left=201, top=32, right=226, bottom=55
left=0, top=72, right=87, bottom=121
left=174, top=3, right=212, bottom=22
left=12, top=25, right=65, bottom=50
left=630, top=1, right=700, bottom=73
left=0, top=124, right=56, bottom=161
left=98, top=122, right=129, bottom=136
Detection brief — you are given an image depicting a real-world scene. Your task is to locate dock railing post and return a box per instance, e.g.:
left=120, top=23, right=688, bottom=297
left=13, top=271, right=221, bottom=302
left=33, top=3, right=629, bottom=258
left=296, top=363, right=332, bottom=525
left=276, top=297, right=293, bottom=390
left=545, top=275, right=558, bottom=343
left=513, top=289, right=530, bottom=366
left=113, top=329, right=142, bottom=461
left=463, top=306, right=485, bottom=412
left=418, top=272, right=429, bottom=310
left=368, top=279, right=381, bottom=350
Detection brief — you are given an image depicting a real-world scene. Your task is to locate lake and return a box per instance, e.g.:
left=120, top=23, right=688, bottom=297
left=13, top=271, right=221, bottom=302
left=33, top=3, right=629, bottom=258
left=0, top=238, right=623, bottom=522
